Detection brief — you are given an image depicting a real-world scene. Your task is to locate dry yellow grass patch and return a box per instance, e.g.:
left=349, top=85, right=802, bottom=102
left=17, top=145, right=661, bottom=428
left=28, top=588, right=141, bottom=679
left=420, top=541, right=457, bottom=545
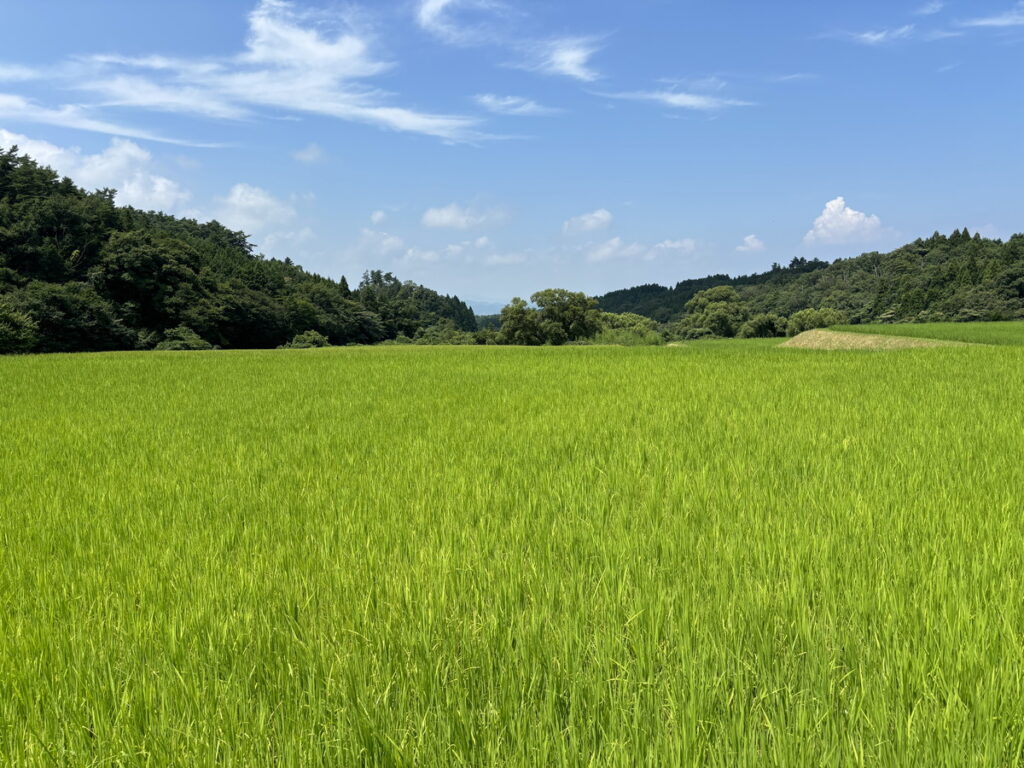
left=782, top=329, right=965, bottom=350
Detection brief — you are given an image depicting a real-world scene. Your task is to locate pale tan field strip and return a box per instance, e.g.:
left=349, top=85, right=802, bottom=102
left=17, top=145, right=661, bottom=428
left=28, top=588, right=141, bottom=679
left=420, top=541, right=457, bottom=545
left=782, top=329, right=968, bottom=350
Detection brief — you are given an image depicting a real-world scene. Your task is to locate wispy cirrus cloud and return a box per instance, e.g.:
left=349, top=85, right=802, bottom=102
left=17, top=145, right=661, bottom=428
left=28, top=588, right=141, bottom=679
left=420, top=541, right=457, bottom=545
left=598, top=89, right=751, bottom=111
left=2, top=0, right=483, bottom=143
left=916, top=1, right=945, bottom=16
left=841, top=24, right=916, bottom=45
left=415, top=0, right=604, bottom=82
left=475, top=94, right=561, bottom=116
left=0, top=93, right=217, bottom=146
left=519, top=37, right=604, bottom=82
left=0, top=64, right=42, bottom=82
left=416, top=0, right=509, bottom=45
left=961, top=2, right=1024, bottom=27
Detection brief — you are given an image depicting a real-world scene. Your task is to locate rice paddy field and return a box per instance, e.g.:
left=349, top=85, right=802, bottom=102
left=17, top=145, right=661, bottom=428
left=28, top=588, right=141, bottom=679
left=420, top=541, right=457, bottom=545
left=3, top=343, right=1024, bottom=766
left=836, top=319, right=1024, bottom=346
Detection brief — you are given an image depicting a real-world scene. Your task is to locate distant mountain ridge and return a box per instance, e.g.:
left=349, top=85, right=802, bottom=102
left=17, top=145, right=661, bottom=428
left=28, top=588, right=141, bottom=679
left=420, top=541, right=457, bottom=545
left=596, top=231, right=1024, bottom=324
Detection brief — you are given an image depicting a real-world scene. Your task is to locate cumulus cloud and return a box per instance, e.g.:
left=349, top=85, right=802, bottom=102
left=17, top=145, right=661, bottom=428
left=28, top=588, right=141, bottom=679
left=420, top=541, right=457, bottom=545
left=422, top=202, right=496, bottom=229
left=653, top=239, right=698, bottom=254
left=586, top=237, right=646, bottom=263
left=292, top=142, right=325, bottom=164
left=370, top=210, right=387, bottom=225
left=474, top=94, right=559, bottom=116
left=215, top=182, right=296, bottom=234
left=402, top=234, right=494, bottom=263
left=0, top=129, right=192, bottom=213
left=737, top=234, right=765, bottom=252
left=261, top=226, right=315, bottom=258
left=563, top=208, right=612, bottom=233
left=356, top=227, right=405, bottom=256
left=804, top=197, right=882, bottom=245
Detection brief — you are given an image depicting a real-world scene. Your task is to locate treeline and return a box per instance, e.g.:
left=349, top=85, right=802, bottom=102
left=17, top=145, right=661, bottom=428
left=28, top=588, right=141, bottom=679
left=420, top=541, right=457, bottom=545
left=598, top=232, right=1024, bottom=326
left=0, top=147, right=476, bottom=354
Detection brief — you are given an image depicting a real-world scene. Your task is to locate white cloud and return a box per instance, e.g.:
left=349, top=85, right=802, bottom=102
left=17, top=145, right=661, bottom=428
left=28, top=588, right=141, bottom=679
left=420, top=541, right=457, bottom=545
left=422, top=202, right=495, bottom=229
left=0, top=92, right=214, bottom=146
left=737, top=234, right=765, bottom=252
left=804, top=197, right=882, bottom=245
left=653, top=239, right=697, bottom=254
left=586, top=237, right=646, bottom=263
left=416, top=0, right=504, bottom=45
left=916, top=1, right=945, bottom=15
left=0, top=129, right=191, bottom=213
left=962, top=3, right=1024, bottom=27
left=0, top=65, right=41, bottom=82
left=474, top=94, right=559, bottom=116
left=261, top=226, right=315, bottom=257
left=523, top=37, right=603, bottom=81
left=16, top=0, right=482, bottom=142
left=293, top=142, right=325, bottom=164
left=216, top=182, right=296, bottom=234
left=403, top=246, right=442, bottom=263
left=485, top=251, right=527, bottom=265
left=79, top=75, right=248, bottom=120
left=356, top=227, right=405, bottom=256
left=370, top=209, right=387, bottom=225
left=563, top=208, right=612, bottom=233
left=845, top=25, right=915, bottom=45
left=600, top=90, right=750, bottom=111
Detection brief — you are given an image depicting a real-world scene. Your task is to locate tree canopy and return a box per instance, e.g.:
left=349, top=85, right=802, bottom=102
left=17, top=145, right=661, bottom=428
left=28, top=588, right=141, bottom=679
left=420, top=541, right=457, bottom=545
left=0, top=147, right=476, bottom=354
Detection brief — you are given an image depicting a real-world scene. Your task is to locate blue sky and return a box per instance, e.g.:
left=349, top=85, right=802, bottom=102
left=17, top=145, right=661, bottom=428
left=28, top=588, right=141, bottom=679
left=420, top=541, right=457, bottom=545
left=1, top=0, right=1022, bottom=310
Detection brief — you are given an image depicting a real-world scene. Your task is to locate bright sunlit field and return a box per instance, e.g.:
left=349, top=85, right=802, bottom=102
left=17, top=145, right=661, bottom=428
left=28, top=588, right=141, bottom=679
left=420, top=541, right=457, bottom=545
left=837, top=320, right=1024, bottom=346
left=3, top=344, right=1024, bottom=766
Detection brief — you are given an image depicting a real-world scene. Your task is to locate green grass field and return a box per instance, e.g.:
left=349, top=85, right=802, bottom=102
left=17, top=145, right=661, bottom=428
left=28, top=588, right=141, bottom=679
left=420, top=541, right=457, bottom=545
left=3, top=345, right=1024, bottom=766
left=836, top=320, right=1024, bottom=345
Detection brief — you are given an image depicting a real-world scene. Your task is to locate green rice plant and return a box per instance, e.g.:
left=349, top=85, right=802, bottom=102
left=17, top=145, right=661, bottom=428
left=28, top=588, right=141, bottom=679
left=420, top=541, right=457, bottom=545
left=836, top=320, right=1024, bottom=345
left=2, top=344, right=1024, bottom=766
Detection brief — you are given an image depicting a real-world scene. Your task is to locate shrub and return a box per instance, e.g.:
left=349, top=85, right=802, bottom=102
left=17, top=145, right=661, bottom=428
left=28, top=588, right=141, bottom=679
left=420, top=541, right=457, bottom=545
left=737, top=313, right=788, bottom=339
left=0, top=299, right=39, bottom=354
left=155, top=326, right=215, bottom=351
left=279, top=330, right=331, bottom=349
left=787, top=308, right=845, bottom=336
left=592, top=328, right=664, bottom=346
left=684, top=327, right=715, bottom=340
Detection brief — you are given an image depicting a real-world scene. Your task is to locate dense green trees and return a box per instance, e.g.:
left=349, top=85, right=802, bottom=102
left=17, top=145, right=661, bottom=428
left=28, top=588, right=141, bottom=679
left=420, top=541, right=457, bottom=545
left=497, top=290, right=602, bottom=345
left=598, top=232, right=1024, bottom=327
left=0, top=147, right=476, bottom=354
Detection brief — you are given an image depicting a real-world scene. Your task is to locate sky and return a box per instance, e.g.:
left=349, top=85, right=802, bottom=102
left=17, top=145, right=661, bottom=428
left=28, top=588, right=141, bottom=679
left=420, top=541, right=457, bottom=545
left=1, top=1, right=1022, bottom=311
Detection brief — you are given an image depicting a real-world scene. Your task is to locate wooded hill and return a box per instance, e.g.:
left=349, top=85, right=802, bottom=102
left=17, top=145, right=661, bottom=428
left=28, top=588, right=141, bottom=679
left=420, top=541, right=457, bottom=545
left=597, top=232, right=1024, bottom=325
left=0, top=147, right=476, bottom=354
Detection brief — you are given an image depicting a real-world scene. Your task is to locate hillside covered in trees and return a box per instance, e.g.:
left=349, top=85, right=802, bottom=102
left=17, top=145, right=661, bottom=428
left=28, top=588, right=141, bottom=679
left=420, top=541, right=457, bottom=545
left=0, top=147, right=476, bottom=354
left=597, top=232, right=1024, bottom=326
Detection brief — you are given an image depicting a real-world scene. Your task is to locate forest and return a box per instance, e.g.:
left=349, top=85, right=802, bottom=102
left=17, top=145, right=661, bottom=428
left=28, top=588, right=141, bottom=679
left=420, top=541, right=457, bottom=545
left=4, top=145, right=1024, bottom=353
left=598, top=232, right=1024, bottom=327
left=0, top=147, right=476, bottom=354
